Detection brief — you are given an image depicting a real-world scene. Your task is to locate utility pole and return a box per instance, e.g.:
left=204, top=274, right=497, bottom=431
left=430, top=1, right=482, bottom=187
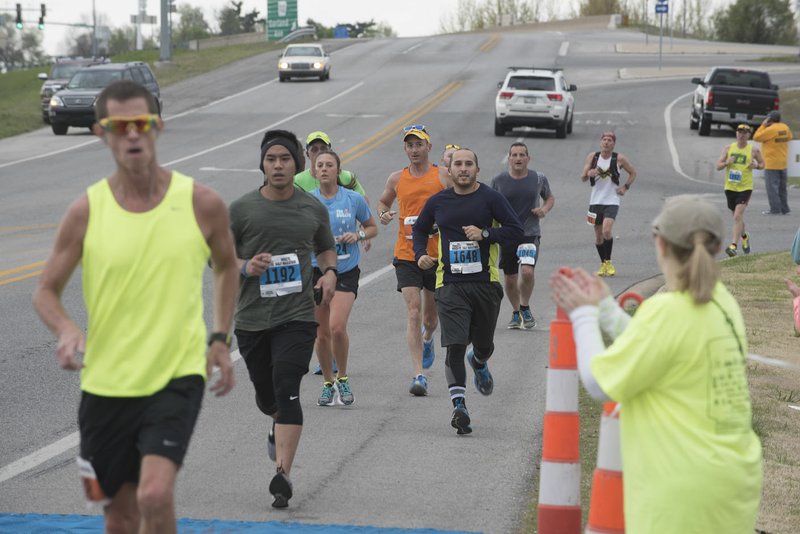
left=159, top=0, right=171, bottom=62
left=92, top=0, right=97, bottom=56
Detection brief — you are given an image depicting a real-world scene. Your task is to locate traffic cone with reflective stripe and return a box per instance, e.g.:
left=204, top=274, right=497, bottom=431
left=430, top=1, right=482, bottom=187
left=538, top=271, right=581, bottom=534
left=585, top=402, right=624, bottom=534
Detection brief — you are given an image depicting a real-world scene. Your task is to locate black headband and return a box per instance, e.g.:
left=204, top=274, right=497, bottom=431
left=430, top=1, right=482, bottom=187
left=259, top=136, right=302, bottom=173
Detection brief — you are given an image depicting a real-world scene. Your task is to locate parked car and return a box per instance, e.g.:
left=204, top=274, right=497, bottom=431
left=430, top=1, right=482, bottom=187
left=37, top=57, right=109, bottom=124
left=48, top=61, right=162, bottom=136
left=690, top=67, right=779, bottom=136
left=494, top=67, right=576, bottom=139
left=278, top=44, right=331, bottom=82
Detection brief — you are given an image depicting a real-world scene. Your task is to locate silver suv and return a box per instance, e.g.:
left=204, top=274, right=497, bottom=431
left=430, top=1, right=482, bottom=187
left=494, top=67, right=576, bottom=139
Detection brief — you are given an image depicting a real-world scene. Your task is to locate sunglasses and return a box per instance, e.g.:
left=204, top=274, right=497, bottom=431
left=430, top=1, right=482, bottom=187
left=98, top=114, right=160, bottom=135
left=445, top=144, right=461, bottom=150
left=403, top=124, right=427, bottom=133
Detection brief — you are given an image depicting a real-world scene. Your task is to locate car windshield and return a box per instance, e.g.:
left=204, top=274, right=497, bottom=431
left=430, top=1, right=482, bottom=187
left=711, top=70, right=770, bottom=89
left=51, top=64, right=85, bottom=79
left=67, top=70, right=122, bottom=89
left=285, top=47, right=322, bottom=57
left=507, top=76, right=556, bottom=91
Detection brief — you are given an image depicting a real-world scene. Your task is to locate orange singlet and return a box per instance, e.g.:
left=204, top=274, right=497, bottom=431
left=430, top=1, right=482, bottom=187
left=394, top=165, right=444, bottom=261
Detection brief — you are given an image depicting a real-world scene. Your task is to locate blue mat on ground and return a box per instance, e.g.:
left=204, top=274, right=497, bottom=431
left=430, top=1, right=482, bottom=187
left=0, top=514, right=476, bottom=533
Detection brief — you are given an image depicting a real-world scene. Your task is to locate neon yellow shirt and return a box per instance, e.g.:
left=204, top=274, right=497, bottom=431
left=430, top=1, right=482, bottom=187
left=81, top=172, right=210, bottom=396
left=294, top=169, right=365, bottom=196
left=591, top=283, right=762, bottom=534
left=724, top=143, right=753, bottom=192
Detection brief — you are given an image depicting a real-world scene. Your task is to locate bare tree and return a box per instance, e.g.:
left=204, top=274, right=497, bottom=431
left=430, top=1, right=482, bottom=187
left=440, top=0, right=540, bottom=32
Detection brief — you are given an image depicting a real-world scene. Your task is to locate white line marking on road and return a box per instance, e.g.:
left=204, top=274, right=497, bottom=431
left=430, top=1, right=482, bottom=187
left=164, top=82, right=364, bottom=167
left=166, top=79, right=278, bottom=121
left=0, top=139, right=99, bottom=170
left=0, top=259, right=394, bottom=485
left=199, top=167, right=260, bottom=173
left=325, top=113, right=384, bottom=118
left=664, top=91, right=712, bottom=185
left=558, top=41, right=570, bottom=57
left=573, top=111, right=629, bottom=115
left=748, top=353, right=800, bottom=370
left=402, top=41, right=425, bottom=54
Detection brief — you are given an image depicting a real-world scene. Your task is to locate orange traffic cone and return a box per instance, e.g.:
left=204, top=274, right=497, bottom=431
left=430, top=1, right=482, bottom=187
left=538, top=276, right=581, bottom=534
left=585, top=402, right=624, bottom=534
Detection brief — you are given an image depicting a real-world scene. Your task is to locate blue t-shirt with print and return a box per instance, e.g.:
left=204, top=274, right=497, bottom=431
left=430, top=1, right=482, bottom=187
left=311, top=187, right=372, bottom=273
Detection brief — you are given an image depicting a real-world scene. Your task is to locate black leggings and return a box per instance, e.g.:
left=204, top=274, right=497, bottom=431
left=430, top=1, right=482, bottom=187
left=253, top=362, right=305, bottom=425
left=445, top=343, right=493, bottom=387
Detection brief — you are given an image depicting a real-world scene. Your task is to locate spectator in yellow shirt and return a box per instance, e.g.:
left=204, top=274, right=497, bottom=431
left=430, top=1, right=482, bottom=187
left=753, top=110, right=793, bottom=215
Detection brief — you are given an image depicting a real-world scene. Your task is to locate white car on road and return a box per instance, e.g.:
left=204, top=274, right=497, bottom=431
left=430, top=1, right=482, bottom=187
left=494, top=67, right=576, bottom=138
left=278, top=44, right=331, bottom=82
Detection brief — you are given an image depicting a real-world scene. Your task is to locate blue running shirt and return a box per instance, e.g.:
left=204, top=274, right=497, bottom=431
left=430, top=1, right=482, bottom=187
left=311, top=187, right=372, bottom=273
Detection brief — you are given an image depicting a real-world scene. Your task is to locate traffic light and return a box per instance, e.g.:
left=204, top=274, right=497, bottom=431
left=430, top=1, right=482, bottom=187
left=15, top=3, right=23, bottom=29
left=38, top=3, right=45, bottom=29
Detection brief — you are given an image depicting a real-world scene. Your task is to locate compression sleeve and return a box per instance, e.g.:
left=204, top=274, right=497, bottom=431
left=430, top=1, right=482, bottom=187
left=568, top=305, right=610, bottom=401
left=597, top=296, right=632, bottom=341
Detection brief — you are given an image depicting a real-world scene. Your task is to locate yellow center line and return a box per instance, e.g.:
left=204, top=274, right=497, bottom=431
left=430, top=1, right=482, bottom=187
left=479, top=34, right=501, bottom=53
left=0, top=261, right=46, bottom=278
left=0, top=224, right=59, bottom=235
left=0, top=270, right=43, bottom=287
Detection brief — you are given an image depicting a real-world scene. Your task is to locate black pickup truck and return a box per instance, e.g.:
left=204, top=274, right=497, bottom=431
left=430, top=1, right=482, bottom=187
left=690, top=67, right=779, bottom=136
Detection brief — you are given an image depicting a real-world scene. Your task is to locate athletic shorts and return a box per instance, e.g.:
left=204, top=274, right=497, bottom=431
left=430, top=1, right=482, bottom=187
left=313, top=266, right=360, bottom=297
left=589, top=204, right=619, bottom=225
left=236, top=321, right=316, bottom=382
left=393, top=258, right=436, bottom=292
left=434, top=281, right=504, bottom=347
left=725, top=189, right=752, bottom=212
left=499, top=236, right=541, bottom=275
left=77, top=375, right=204, bottom=499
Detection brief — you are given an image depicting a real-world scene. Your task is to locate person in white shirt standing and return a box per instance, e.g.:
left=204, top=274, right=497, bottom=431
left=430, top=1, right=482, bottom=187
left=579, top=131, right=637, bottom=277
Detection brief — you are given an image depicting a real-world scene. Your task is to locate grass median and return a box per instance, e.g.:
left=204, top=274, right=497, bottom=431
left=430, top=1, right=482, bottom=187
left=523, top=251, right=799, bottom=533
left=0, top=41, right=283, bottom=139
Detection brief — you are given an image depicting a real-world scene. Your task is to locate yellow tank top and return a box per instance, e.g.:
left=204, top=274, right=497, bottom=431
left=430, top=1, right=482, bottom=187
left=725, top=143, right=753, bottom=192
left=81, top=172, right=210, bottom=396
left=394, top=165, right=443, bottom=261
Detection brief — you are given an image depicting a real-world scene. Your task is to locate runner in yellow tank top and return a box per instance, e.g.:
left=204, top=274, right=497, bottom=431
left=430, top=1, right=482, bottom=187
left=377, top=125, right=452, bottom=395
left=33, top=80, right=238, bottom=531
left=715, top=124, right=764, bottom=257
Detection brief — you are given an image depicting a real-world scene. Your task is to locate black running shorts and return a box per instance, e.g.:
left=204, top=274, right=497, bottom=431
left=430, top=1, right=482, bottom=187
left=725, top=189, right=752, bottom=212
left=589, top=204, right=619, bottom=225
left=393, top=258, right=436, bottom=292
left=78, top=375, right=204, bottom=499
left=434, top=281, right=503, bottom=347
left=313, top=266, right=360, bottom=297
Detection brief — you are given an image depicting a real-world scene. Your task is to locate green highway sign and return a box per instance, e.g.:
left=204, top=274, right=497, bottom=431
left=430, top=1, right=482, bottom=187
left=266, top=0, right=298, bottom=41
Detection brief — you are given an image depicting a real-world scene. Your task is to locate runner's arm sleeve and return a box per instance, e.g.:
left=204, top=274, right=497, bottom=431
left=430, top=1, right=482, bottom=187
left=597, top=296, right=631, bottom=341
left=793, top=295, right=800, bottom=336
left=569, top=305, right=610, bottom=400
left=487, top=192, right=523, bottom=245
left=412, top=198, right=436, bottom=261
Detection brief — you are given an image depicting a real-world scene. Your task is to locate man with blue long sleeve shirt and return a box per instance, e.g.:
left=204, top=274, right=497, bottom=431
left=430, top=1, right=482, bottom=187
left=412, top=147, right=523, bottom=435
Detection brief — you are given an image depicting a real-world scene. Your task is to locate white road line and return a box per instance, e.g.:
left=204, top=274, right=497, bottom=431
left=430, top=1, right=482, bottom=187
left=573, top=111, right=629, bottom=115
left=164, top=82, right=364, bottom=167
left=664, top=91, right=713, bottom=185
left=748, top=353, right=800, bottom=370
left=199, top=167, right=260, bottom=173
left=402, top=41, right=426, bottom=55
left=165, top=79, right=278, bottom=121
left=0, top=139, right=100, bottom=170
left=0, top=259, right=394, bottom=485
left=558, top=41, right=570, bottom=57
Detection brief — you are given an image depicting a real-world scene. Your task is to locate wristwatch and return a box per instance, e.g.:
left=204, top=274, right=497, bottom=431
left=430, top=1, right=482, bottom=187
left=481, top=228, right=490, bottom=239
left=208, top=331, right=231, bottom=347
left=623, top=183, right=631, bottom=191
left=358, top=230, right=366, bottom=241
left=323, top=266, right=338, bottom=277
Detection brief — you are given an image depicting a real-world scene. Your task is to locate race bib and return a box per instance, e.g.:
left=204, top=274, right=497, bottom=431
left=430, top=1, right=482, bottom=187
left=728, top=170, right=742, bottom=183
left=517, top=243, right=537, bottom=266
left=335, top=239, right=351, bottom=261
left=260, top=253, right=302, bottom=297
left=449, top=241, right=482, bottom=274
left=403, top=216, right=418, bottom=240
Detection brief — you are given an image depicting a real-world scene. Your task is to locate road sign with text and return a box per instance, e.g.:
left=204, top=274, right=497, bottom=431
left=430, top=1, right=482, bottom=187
left=655, top=4, right=668, bottom=13
left=267, top=0, right=298, bottom=41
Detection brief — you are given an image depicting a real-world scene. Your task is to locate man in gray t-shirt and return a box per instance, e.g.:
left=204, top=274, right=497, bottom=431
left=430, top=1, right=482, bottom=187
left=490, top=142, right=555, bottom=330
left=229, top=129, right=337, bottom=509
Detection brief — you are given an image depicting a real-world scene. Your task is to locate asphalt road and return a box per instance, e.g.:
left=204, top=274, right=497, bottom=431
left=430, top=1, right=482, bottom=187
left=1, top=26, right=799, bottom=533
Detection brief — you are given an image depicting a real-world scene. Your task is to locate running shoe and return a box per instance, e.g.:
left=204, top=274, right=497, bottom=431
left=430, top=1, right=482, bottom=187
left=313, top=359, right=337, bottom=376
left=267, top=421, right=276, bottom=462
left=604, top=260, right=616, bottom=277
left=269, top=467, right=293, bottom=508
left=520, top=308, right=536, bottom=329
left=741, top=233, right=750, bottom=254
left=422, top=327, right=435, bottom=369
left=596, top=262, right=607, bottom=277
left=451, top=398, right=472, bottom=435
left=409, top=374, right=428, bottom=396
left=507, top=311, right=522, bottom=329
left=467, top=350, right=493, bottom=396
left=725, top=244, right=737, bottom=257
left=336, top=376, right=354, bottom=405
left=318, top=382, right=336, bottom=406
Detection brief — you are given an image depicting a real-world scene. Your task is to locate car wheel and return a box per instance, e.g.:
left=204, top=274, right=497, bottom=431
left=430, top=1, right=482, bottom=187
left=555, top=119, right=567, bottom=139
left=566, top=111, right=574, bottom=134
left=698, top=111, right=711, bottom=136
left=51, top=123, right=68, bottom=135
left=494, top=119, right=506, bottom=137
left=689, top=110, right=699, bottom=130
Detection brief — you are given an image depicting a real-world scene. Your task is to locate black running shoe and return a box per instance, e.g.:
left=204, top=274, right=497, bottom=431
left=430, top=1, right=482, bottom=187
left=451, top=398, right=472, bottom=435
left=269, top=468, right=293, bottom=508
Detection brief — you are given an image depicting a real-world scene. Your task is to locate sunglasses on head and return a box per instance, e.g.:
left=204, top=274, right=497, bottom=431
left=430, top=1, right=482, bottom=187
left=445, top=144, right=461, bottom=150
left=98, top=114, right=159, bottom=135
left=403, top=124, right=427, bottom=133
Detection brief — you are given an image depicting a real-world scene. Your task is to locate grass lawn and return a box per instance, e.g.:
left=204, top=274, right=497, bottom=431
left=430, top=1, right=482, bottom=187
left=0, top=41, right=284, bottom=139
left=522, top=252, right=799, bottom=534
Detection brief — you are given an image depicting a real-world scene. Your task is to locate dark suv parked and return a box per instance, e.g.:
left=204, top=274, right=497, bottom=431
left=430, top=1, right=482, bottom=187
left=48, top=61, right=162, bottom=135
left=38, top=57, right=109, bottom=124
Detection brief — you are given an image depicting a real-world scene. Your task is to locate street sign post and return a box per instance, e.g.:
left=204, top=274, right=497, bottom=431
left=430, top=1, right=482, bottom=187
left=655, top=0, right=668, bottom=70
